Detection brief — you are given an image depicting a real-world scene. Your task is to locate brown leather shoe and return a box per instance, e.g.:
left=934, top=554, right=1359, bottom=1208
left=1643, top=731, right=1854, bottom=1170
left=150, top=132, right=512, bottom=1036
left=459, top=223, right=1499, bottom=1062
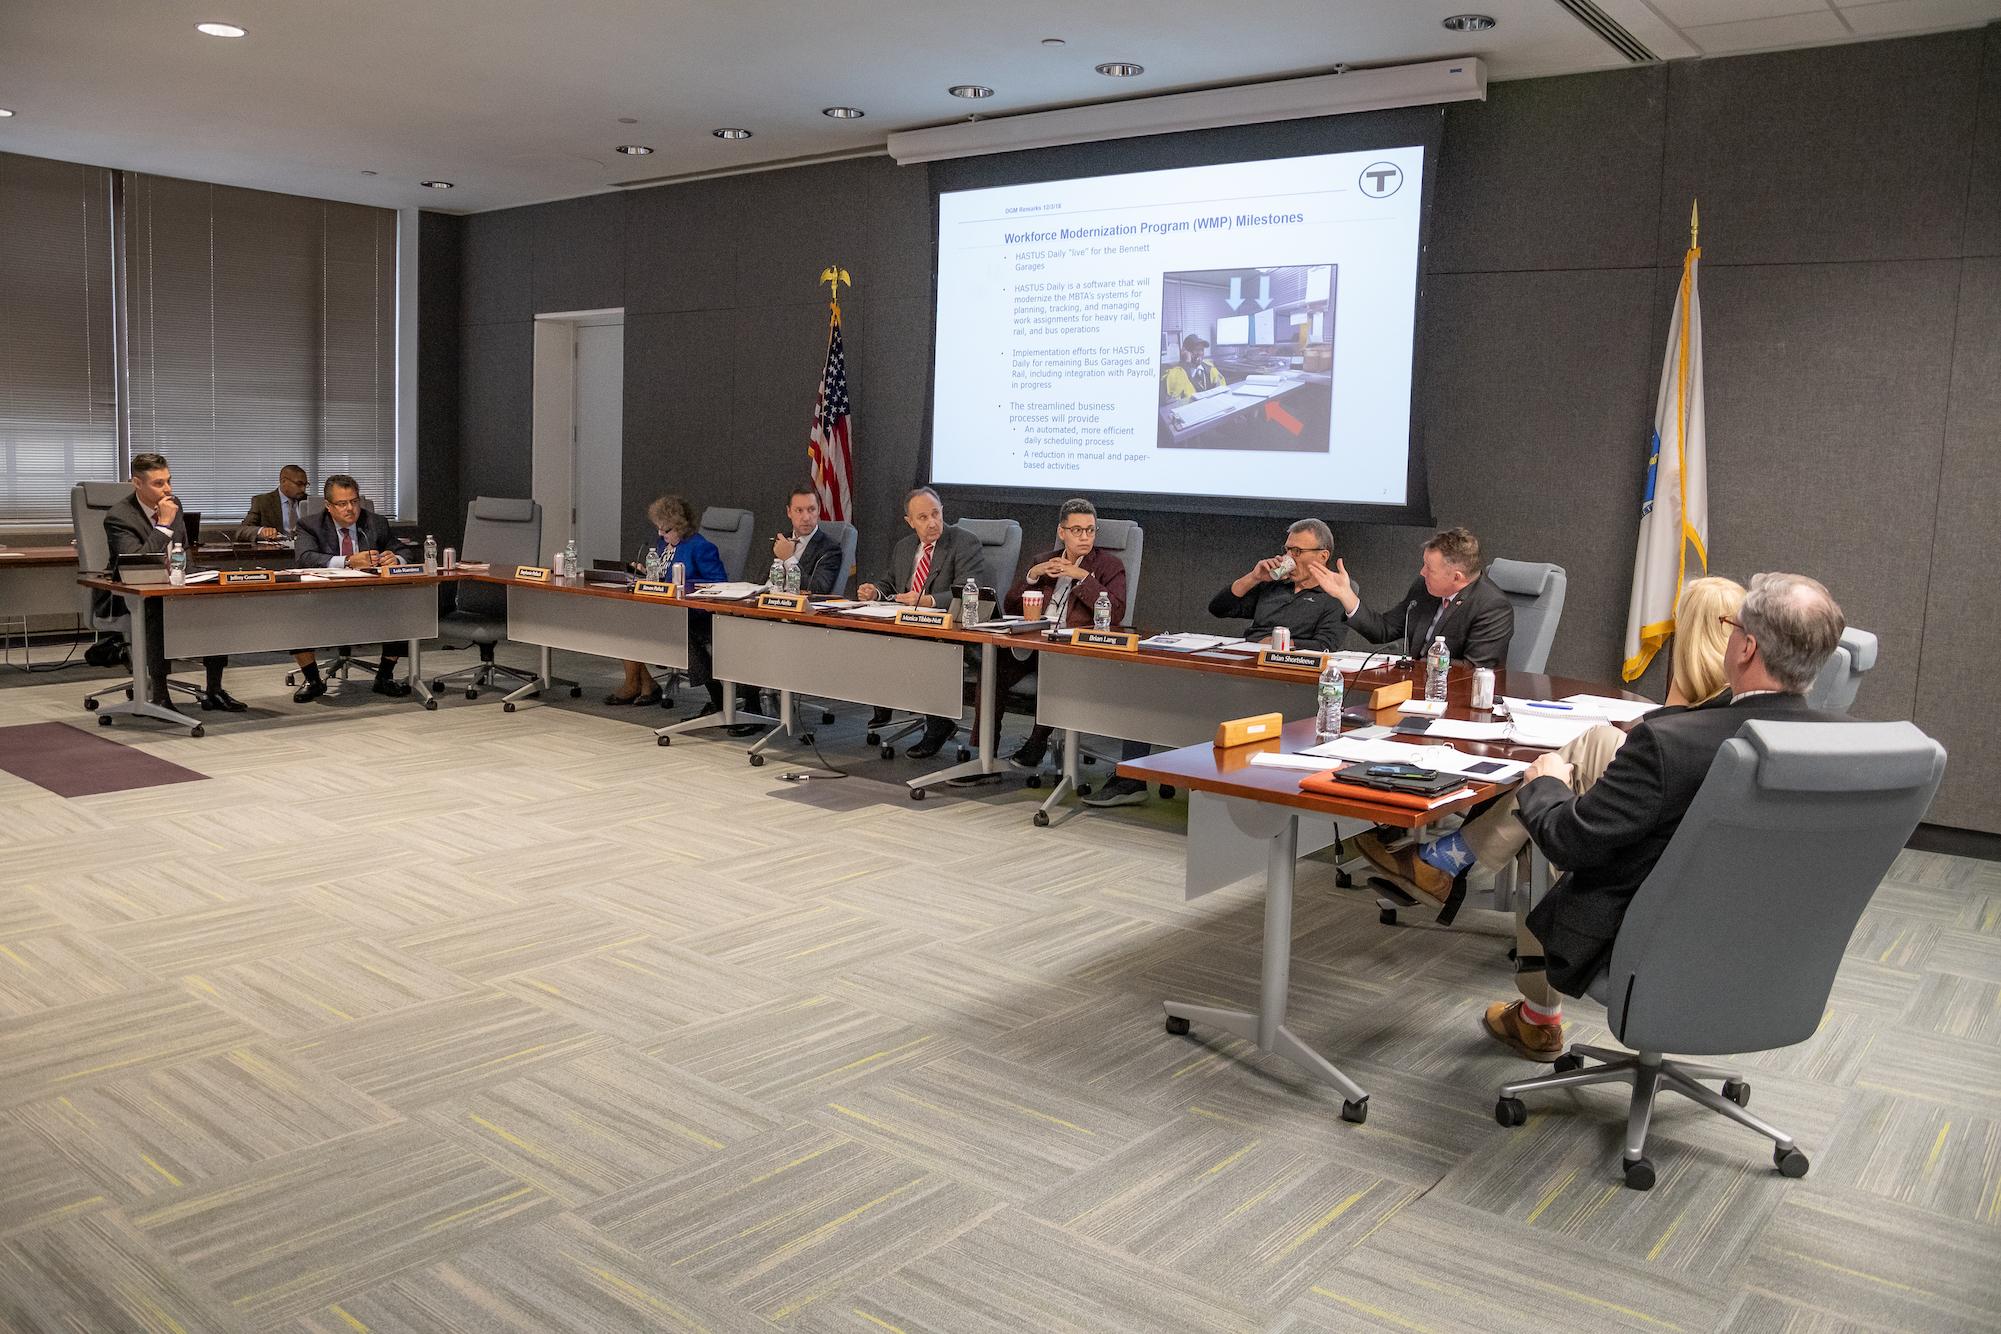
left=1482, top=1000, right=1565, bottom=1062
left=1356, top=833, right=1456, bottom=904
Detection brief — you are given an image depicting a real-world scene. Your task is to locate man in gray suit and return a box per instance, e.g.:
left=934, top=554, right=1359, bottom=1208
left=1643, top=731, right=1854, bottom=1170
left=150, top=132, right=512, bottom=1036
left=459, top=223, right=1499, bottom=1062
left=101, top=453, right=240, bottom=712
left=857, top=486, right=984, bottom=758
left=287, top=475, right=411, bottom=700
left=236, top=464, right=310, bottom=542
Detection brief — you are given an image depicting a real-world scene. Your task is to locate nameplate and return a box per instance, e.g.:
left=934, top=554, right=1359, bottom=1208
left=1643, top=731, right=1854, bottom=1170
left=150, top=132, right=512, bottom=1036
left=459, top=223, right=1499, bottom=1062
left=381, top=564, right=426, bottom=577
left=894, top=608, right=953, bottom=628
left=757, top=591, right=810, bottom=612
left=218, top=569, right=275, bottom=586
left=1071, top=629, right=1139, bottom=652
left=1257, top=648, right=1327, bottom=671
left=515, top=565, right=551, bottom=582
left=631, top=580, right=679, bottom=599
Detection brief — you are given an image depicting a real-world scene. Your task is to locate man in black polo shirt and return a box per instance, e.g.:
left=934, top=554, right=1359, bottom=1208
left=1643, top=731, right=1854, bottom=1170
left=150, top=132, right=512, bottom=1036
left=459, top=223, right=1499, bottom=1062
left=1207, top=517, right=1350, bottom=650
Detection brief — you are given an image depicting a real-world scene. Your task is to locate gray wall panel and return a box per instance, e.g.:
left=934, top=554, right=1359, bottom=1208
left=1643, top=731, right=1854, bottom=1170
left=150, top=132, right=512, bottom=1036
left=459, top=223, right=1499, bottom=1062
left=530, top=192, right=626, bottom=314
left=418, top=212, right=464, bottom=536
left=460, top=208, right=535, bottom=326
left=1968, top=24, right=2001, bottom=258
left=733, top=163, right=877, bottom=311
left=849, top=294, right=932, bottom=584
left=1915, top=258, right=2001, bottom=832
left=1431, top=66, right=1667, bottom=275
left=621, top=310, right=735, bottom=560
left=626, top=176, right=739, bottom=314
left=860, top=156, right=936, bottom=304
left=1657, top=31, right=1984, bottom=267
left=456, top=320, right=533, bottom=509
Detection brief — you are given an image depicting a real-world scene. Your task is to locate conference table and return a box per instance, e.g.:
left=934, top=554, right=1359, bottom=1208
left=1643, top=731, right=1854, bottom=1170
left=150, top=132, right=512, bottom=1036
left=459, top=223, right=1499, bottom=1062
left=1119, top=667, right=1653, bottom=1124
left=3, top=542, right=294, bottom=663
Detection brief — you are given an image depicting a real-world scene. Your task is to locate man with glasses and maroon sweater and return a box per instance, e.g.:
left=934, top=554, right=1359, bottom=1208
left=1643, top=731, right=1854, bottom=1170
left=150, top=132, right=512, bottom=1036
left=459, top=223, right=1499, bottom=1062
left=998, top=498, right=1128, bottom=773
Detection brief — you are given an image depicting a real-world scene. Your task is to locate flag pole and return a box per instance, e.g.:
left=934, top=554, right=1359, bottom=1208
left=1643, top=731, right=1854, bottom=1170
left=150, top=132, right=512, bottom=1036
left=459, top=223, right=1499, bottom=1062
left=1690, top=198, right=1699, bottom=249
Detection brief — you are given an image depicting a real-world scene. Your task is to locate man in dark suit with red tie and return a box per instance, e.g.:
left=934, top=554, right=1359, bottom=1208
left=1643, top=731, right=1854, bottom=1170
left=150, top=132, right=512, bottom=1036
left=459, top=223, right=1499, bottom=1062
left=856, top=486, right=985, bottom=758
left=289, top=475, right=411, bottom=700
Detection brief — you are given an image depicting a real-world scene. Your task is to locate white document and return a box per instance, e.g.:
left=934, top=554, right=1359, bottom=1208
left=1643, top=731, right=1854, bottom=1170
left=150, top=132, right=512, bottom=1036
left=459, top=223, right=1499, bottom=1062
left=1397, top=699, right=1448, bottom=717
left=1298, top=736, right=1421, bottom=763
left=300, top=566, right=376, bottom=581
left=1503, top=696, right=1606, bottom=721
left=685, top=582, right=766, bottom=600
left=1560, top=693, right=1662, bottom=723
left=1414, top=718, right=1511, bottom=742
left=1141, top=632, right=1236, bottom=652
left=1248, top=751, right=1346, bottom=772
left=833, top=601, right=909, bottom=620
left=1506, top=716, right=1603, bottom=749
left=183, top=569, right=219, bottom=584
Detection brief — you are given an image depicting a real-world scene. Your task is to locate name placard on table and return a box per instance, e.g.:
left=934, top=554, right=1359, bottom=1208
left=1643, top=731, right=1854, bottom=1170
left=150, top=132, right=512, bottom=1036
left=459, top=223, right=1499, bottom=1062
left=1071, top=628, right=1139, bottom=652
left=218, top=569, right=275, bottom=586
left=631, top=580, right=680, bottom=599
left=515, top=565, right=551, bottom=582
left=381, top=564, right=426, bottom=577
left=893, top=608, right=953, bottom=628
left=757, top=591, right=810, bottom=612
left=1256, top=648, right=1326, bottom=671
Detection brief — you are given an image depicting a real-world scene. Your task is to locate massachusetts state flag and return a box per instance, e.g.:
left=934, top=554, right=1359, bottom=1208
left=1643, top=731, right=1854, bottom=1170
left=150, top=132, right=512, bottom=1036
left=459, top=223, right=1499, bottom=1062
left=1623, top=210, right=1709, bottom=681
left=809, top=304, right=855, bottom=522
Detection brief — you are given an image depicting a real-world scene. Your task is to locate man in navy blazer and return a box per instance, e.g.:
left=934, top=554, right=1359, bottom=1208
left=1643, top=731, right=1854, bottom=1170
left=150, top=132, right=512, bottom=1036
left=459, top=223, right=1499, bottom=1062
left=288, top=475, right=412, bottom=700
left=771, top=484, right=845, bottom=596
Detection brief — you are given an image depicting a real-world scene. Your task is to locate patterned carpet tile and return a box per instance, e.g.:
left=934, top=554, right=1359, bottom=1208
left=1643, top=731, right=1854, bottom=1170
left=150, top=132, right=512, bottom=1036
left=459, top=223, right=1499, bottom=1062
left=824, top=938, right=1093, bottom=1042
left=499, top=935, right=795, bottom=1044
left=0, top=1114, right=108, bottom=1240
left=0, top=1210, right=250, bottom=1334
left=185, top=936, right=477, bottom=1040
left=0, top=985, right=258, bottom=1111
left=0, top=928, right=155, bottom=1018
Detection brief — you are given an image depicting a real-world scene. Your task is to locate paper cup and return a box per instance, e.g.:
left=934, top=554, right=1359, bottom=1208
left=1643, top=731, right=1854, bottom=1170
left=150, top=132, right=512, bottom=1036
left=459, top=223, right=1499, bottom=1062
left=1021, top=590, right=1045, bottom=619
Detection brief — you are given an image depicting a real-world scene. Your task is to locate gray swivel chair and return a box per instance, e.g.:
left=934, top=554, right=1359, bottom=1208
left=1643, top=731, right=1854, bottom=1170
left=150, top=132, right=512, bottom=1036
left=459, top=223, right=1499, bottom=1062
left=699, top=507, right=756, bottom=582
left=955, top=517, right=1023, bottom=597
left=817, top=520, right=859, bottom=597
left=1496, top=719, right=1946, bottom=1191
left=1806, top=627, right=1878, bottom=713
left=71, top=481, right=204, bottom=714
left=1486, top=558, right=1567, bottom=675
left=431, top=497, right=544, bottom=698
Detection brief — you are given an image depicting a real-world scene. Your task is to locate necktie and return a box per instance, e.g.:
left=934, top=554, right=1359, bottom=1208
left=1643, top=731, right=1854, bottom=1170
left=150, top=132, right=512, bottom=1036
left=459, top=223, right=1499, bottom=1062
left=1425, top=595, right=1454, bottom=645
left=910, top=541, right=934, bottom=596
left=283, top=497, right=294, bottom=534
left=340, top=527, right=355, bottom=558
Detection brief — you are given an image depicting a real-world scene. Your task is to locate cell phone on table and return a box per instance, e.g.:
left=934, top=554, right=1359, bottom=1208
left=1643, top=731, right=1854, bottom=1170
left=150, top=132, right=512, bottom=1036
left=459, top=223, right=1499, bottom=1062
left=1461, top=760, right=1509, bottom=777
left=1366, top=763, right=1436, bottom=780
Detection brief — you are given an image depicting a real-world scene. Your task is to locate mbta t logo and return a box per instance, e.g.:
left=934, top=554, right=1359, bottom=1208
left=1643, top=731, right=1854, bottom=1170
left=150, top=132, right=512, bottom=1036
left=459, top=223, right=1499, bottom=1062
left=1359, top=162, right=1403, bottom=198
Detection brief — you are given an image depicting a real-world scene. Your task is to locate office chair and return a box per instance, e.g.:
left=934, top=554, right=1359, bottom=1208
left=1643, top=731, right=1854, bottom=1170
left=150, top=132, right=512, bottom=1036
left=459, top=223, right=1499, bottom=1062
left=71, top=481, right=205, bottom=715
left=698, top=507, right=756, bottom=582
left=1495, top=719, right=1945, bottom=1191
left=431, top=497, right=545, bottom=698
left=1806, top=627, right=1878, bottom=712
left=1486, top=558, right=1568, bottom=675
left=282, top=494, right=391, bottom=689
left=954, top=517, right=1022, bottom=595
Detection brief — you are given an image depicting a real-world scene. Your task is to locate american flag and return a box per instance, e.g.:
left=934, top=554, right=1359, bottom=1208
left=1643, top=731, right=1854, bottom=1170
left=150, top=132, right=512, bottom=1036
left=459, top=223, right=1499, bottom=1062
left=808, top=306, right=855, bottom=521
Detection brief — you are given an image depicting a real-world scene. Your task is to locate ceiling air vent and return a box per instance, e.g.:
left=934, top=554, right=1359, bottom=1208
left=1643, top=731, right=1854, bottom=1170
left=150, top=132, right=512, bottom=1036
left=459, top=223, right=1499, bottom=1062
left=1553, top=0, right=1658, bottom=63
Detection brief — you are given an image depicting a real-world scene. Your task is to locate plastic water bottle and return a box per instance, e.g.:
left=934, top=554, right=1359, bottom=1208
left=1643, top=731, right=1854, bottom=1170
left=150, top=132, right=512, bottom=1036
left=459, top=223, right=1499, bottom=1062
left=422, top=534, right=438, bottom=574
left=1426, top=635, right=1451, bottom=702
left=167, top=540, right=187, bottom=586
left=643, top=546, right=662, bottom=581
left=960, top=576, right=979, bottom=627
left=768, top=558, right=785, bottom=589
left=564, top=537, right=578, bottom=577
left=1316, top=659, right=1345, bottom=742
left=784, top=563, right=801, bottom=594
left=1093, top=591, right=1112, bottom=631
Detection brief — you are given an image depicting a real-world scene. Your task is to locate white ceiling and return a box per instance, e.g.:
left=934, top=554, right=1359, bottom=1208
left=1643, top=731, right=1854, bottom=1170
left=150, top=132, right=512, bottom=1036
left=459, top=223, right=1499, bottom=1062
left=0, top=0, right=1994, bottom=214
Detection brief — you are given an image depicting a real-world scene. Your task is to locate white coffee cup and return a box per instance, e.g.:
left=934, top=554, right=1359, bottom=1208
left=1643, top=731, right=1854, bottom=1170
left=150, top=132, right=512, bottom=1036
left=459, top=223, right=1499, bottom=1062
left=1021, top=589, right=1045, bottom=620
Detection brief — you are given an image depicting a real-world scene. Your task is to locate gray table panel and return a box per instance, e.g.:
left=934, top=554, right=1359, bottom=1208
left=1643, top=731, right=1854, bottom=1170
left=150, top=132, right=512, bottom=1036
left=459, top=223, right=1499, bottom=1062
left=505, top=584, right=689, bottom=668
left=715, top=615, right=964, bottom=717
left=1036, top=652, right=1317, bottom=748
left=160, top=583, right=438, bottom=658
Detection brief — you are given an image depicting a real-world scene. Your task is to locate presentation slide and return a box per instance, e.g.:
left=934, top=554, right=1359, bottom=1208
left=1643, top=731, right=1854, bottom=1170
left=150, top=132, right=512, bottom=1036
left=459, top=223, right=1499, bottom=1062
left=931, top=145, right=1426, bottom=509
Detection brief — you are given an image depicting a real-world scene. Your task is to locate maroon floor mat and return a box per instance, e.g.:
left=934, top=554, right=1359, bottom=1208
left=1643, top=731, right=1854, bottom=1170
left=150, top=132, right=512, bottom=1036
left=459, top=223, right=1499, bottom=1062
left=0, top=722, right=209, bottom=798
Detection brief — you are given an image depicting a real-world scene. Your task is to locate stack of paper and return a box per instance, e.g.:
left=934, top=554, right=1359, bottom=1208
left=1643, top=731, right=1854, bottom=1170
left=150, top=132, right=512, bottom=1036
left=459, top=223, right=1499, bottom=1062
left=833, top=602, right=908, bottom=620
left=1560, top=693, right=1661, bottom=723
left=685, top=582, right=766, bottom=600
left=1140, top=632, right=1239, bottom=652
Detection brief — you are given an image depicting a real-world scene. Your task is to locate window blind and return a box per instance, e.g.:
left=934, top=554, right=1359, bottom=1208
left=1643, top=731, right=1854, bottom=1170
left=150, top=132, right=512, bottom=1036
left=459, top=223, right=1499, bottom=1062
left=0, top=152, right=118, bottom=526
left=124, top=173, right=397, bottom=521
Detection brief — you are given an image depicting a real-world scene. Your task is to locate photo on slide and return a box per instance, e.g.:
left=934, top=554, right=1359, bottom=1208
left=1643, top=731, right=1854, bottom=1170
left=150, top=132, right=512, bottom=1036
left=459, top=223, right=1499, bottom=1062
left=1157, top=264, right=1336, bottom=453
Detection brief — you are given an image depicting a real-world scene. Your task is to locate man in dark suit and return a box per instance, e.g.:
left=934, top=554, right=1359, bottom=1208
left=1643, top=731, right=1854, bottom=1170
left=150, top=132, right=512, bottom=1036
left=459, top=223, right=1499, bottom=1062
left=1458, top=572, right=1845, bottom=1059
left=235, top=464, right=310, bottom=542
left=771, top=484, right=844, bottom=596
left=856, top=486, right=986, bottom=758
left=101, top=454, right=242, bottom=712
left=1310, top=526, right=1514, bottom=668
left=288, top=474, right=411, bottom=700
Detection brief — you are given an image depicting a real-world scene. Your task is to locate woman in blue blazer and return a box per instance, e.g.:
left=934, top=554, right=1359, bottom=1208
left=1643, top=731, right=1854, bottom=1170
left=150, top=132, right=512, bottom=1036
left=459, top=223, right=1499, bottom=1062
left=607, top=494, right=726, bottom=704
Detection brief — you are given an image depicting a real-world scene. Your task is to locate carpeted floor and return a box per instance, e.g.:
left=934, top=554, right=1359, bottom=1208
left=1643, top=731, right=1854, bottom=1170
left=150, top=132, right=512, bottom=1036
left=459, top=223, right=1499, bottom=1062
left=0, top=643, right=1996, bottom=1332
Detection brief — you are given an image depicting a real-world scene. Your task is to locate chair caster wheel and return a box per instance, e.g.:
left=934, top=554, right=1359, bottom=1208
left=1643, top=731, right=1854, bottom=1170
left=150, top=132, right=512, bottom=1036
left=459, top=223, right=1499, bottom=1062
left=98, top=714, right=113, bottom=726
left=285, top=673, right=296, bottom=686
left=1077, top=784, right=1092, bottom=798
left=1033, top=811, right=1050, bottom=827
left=1334, top=868, right=1353, bottom=888
left=502, top=702, right=515, bottom=713
left=657, top=736, right=670, bottom=747
left=1623, top=1157, right=1656, bottom=1191
left=1160, top=785, right=1176, bottom=799
left=570, top=686, right=582, bottom=698
left=424, top=699, right=437, bottom=711
left=1553, top=1052, right=1585, bottom=1073
left=1723, top=1078, right=1750, bottom=1107
left=821, top=710, right=835, bottom=725
left=957, top=746, right=971, bottom=763
left=1165, top=1015, right=1190, bottom=1036
left=431, top=679, right=445, bottom=692
left=466, top=689, right=478, bottom=699
left=910, top=787, right=927, bottom=801
left=749, top=754, right=764, bottom=767
left=1379, top=907, right=1398, bottom=926
left=1341, top=1098, right=1368, bottom=1125
left=1494, top=1096, right=1528, bottom=1128
left=1774, top=1145, right=1809, bottom=1178
left=125, top=687, right=134, bottom=700
left=1025, top=775, right=1042, bottom=789
left=880, top=745, right=895, bottom=760
left=799, top=733, right=814, bottom=746
left=84, top=697, right=99, bottom=711
left=865, top=731, right=880, bottom=746
left=190, top=724, right=205, bottom=739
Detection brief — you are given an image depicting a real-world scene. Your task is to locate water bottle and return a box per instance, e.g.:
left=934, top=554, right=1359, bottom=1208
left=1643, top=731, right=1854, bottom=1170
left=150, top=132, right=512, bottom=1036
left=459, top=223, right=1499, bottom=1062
left=1316, top=659, right=1345, bottom=742
left=422, top=534, right=438, bottom=574
left=643, top=546, right=662, bottom=581
left=564, top=537, right=578, bottom=578
left=1093, top=591, right=1112, bottom=631
left=960, top=576, right=979, bottom=627
left=1426, top=635, right=1451, bottom=702
left=167, top=540, right=187, bottom=586
left=784, top=563, right=801, bottom=594
left=768, top=558, right=785, bottom=589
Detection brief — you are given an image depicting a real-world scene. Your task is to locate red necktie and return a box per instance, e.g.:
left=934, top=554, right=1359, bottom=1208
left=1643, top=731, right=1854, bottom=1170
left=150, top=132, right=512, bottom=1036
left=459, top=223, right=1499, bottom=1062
left=909, top=541, right=934, bottom=596
left=340, top=527, right=355, bottom=557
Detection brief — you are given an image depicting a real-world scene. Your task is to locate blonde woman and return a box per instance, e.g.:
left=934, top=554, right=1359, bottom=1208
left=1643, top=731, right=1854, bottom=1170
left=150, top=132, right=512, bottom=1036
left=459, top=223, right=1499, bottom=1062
left=606, top=495, right=726, bottom=707
left=1359, top=575, right=1746, bottom=1060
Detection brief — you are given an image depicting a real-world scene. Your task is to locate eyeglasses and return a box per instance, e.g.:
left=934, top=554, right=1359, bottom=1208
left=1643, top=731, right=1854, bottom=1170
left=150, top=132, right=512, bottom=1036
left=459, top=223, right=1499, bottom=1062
left=1719, top=615, right=1743, bottom=632
left=327, top=497, right=360, bottom=509
left=1283, top=544, right=1324, bottom=557
left=1060, top=524, right=1096, bottom=536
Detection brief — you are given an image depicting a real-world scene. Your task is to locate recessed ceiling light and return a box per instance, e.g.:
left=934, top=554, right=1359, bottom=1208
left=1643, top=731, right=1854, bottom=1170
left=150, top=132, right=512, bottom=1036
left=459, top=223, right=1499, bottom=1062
left=615, top=144, right=654, bottom=155
left=821, top=106, right=865, bottom=119
left=0, top=108, right=14, bottom=118
left=948, top=84, right=994, bottom=99
left=1095, top=61, right=1144, bottom=78
left=617, top=117, right=639, bottom=125
left=1441, top=14, right=1495, bottom=32
left=195, top=22, right=246, bottom=38
left=421, top=180, right=455, bottom=190
left=1041, top=38, right=1066, bottom=47
left=712, top=127, right=753, bottom=140
left=360, top=169, right=378, bottom=176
